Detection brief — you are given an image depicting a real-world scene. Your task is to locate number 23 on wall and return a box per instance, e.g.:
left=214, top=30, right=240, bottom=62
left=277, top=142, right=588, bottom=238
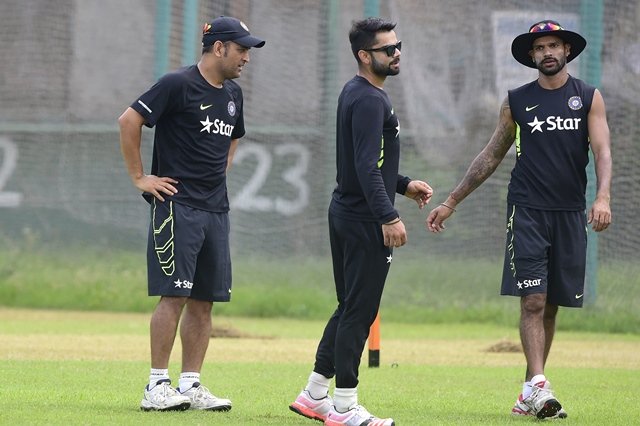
left=231, top=142, right=310, bottom=216
left=0, top=137, right=23, bottom=208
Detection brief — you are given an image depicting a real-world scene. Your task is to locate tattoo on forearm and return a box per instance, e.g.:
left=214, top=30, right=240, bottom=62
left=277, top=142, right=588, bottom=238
left=453, top=99, right=515, bottom=200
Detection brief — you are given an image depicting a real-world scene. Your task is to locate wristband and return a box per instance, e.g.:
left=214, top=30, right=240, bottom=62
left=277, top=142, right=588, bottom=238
left=383, top=217, right=401, bottom=225
left=439, top=203, right=456, bottom=212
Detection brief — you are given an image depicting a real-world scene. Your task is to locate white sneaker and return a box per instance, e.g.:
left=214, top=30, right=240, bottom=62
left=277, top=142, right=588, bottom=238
left=289, top=389, right=333, bottom=421
left=512, top=392, right=567, bottom=418
left=520, top=380, right=563, bottom=419
left=140, top=379, right=191, bottom=411
left=324, top=404, right=394, bottom=426
left=178, top=382, right=232, bottom=411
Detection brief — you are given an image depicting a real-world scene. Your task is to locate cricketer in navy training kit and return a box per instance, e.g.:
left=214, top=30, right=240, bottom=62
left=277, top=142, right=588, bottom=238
left=118, top=16, right=265, bottom=412
left=290, top=17, right=433, bottom=426
left=427, top=20, right=612, bottom=420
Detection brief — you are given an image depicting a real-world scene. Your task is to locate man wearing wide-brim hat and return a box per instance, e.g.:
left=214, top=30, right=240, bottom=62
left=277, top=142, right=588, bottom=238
left=511, top=20, right=586, bottom=68
left=427, top=19, right=612, bottom=419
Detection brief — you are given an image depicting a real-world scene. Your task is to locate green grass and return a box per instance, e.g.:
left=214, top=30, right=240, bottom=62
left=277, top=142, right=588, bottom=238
left=1, top=244, right=639, bottom=334
left=2, top=361, right=638, bottom=425
left=1, top=310, right=639, bottom=425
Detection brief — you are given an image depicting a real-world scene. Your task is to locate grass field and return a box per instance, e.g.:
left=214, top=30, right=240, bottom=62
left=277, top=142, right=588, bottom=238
left=1, top=307, right=639, bottom=425
left=1, top=247, right=639, bottom=334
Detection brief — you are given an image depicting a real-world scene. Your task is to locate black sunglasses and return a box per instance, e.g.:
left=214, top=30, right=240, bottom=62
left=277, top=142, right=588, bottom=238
left=363, top=41, right=402, bottom=57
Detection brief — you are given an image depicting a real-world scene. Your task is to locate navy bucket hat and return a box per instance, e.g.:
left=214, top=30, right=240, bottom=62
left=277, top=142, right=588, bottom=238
left=511, top=20, right=586, bottom=68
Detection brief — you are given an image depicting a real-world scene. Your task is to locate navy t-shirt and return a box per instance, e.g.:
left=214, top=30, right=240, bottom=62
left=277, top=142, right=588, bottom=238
left=329, top=76, right=410, bottom=223
left=507, top=75, right=595, bottom=211
left=131, top=64, right=245, bottom=212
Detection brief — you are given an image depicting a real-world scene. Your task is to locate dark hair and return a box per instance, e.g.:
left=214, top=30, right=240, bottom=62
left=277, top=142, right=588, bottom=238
left=201, top=40, right=231, bottom=55
left=349, top=17, right=396, bottom=62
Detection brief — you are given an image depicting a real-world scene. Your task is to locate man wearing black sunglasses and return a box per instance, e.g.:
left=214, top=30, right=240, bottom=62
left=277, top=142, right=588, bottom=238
left=290, top=17, right=433, bottom=426
left=364, top=41, right=402, bottom=59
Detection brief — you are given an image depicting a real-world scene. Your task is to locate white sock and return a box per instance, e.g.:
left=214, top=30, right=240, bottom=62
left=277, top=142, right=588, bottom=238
left=530, top=374, right=546, bottom=387
left=149, top=368, right=169, bottom=389
left=179, top=372, right=200, bottom=392
left=522, top=381, right=532, bottom=399
left=333, top=387, right=357, bottom=413
left=306, top=371, right=331, bottom=399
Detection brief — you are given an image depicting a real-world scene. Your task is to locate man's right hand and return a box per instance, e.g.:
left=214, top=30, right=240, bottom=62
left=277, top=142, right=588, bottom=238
left=382, top=219, right=407, bottom=247
left=133, top=174, right=178, bottom=202
left=426, top=204, right=455, bottom=233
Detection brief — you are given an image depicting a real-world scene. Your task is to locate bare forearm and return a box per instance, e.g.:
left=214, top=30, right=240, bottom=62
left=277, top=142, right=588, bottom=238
left=118, top=108, right=146, bottom=182
left=594, top=151, right=612, bottom=202
left=450, top=152, right=502, bottom=203
left=589, top=90, right=612, bottom=203
left=448, top=98, right=514, bottom=206
left=119, top=122, right=144, bottom=182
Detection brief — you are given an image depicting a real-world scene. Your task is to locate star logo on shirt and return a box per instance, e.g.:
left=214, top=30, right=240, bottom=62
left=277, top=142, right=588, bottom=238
left=386, top=254, right=393, bottom=264
left=200, top=116, right=213, bottom=133
left=174, top=279, right=183, bottom=288
left=395, top=119, right=400, bottom=138
left=527, top=116, right=544, bottom=133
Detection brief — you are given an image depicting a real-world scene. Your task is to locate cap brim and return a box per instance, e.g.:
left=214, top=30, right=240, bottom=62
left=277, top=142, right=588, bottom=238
left=234, top=35, right=265, bottom=48
left=511, top=30, right=586, bottom=68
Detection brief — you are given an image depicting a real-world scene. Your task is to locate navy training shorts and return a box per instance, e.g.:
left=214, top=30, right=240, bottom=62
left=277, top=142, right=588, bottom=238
left=146, top=199, right=231, bottom=302
left=501, top=204, right=587, bottom=307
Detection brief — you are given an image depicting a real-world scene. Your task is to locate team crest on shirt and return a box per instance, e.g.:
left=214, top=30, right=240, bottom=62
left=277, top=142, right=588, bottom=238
left=568, top=96, right=583, bottom=110
left=228, top=101, right=236, bottom=116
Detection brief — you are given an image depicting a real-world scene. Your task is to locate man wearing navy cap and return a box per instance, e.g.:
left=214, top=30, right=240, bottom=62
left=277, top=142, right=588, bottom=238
left=119, top=16, right=264, bottom=412
left=427, top=20, right=612, bottom=419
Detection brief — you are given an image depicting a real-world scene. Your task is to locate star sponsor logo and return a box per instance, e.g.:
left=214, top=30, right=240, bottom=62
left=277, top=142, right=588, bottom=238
left=516, top=278, right=542, bottom=290
left=386, top=254, right=393, bottom=264
left=200, top=103, right=213, bottom=110
left=200, top=116, right=235, bottom=136
left=528, top=116, right=544, bottom=133
left=174, top=279, right=193, bottom=289
left=527, top=115, right=582, bottom=134
left=525, top=104, right=539, bottom=112
left=200, top=116, right=214, bottom=133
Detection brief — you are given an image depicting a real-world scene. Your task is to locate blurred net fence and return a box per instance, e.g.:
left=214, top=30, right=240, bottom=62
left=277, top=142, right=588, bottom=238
left=1, top=1, right=638, bottom=301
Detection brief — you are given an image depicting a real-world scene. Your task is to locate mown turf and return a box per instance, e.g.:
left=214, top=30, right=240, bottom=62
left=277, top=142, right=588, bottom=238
left=1, top=308, right=638, bottom=425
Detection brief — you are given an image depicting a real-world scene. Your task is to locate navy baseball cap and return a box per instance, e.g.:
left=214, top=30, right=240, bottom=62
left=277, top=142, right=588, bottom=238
left=202, top=16, right=265, bottom=48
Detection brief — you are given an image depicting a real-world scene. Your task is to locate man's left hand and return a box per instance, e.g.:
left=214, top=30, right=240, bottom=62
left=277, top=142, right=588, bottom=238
left=588, top=197, right=611, bottom=232
left=405, top=180, right=433, bottom=209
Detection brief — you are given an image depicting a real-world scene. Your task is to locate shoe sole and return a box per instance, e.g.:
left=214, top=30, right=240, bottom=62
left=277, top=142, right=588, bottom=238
left=140, top=401, right=190, bottom=412
left=289, top=403, right=325, bottom=422
left=326, top=420, right=394, bottom=426
left=192, top=404, right=232, bottom=411
left=536, top=399, right=562, bottom=419
left=512, top=409, right=568, bottom=419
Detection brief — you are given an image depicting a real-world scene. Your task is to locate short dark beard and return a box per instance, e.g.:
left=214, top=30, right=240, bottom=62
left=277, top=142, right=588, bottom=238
left=536, top=56, right=566, bottom=76
left=371, top=54, right=399, bottom=77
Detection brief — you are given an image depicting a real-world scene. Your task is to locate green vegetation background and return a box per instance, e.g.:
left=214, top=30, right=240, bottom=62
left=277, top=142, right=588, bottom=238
left=1, top=241, right=638, bottom=335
